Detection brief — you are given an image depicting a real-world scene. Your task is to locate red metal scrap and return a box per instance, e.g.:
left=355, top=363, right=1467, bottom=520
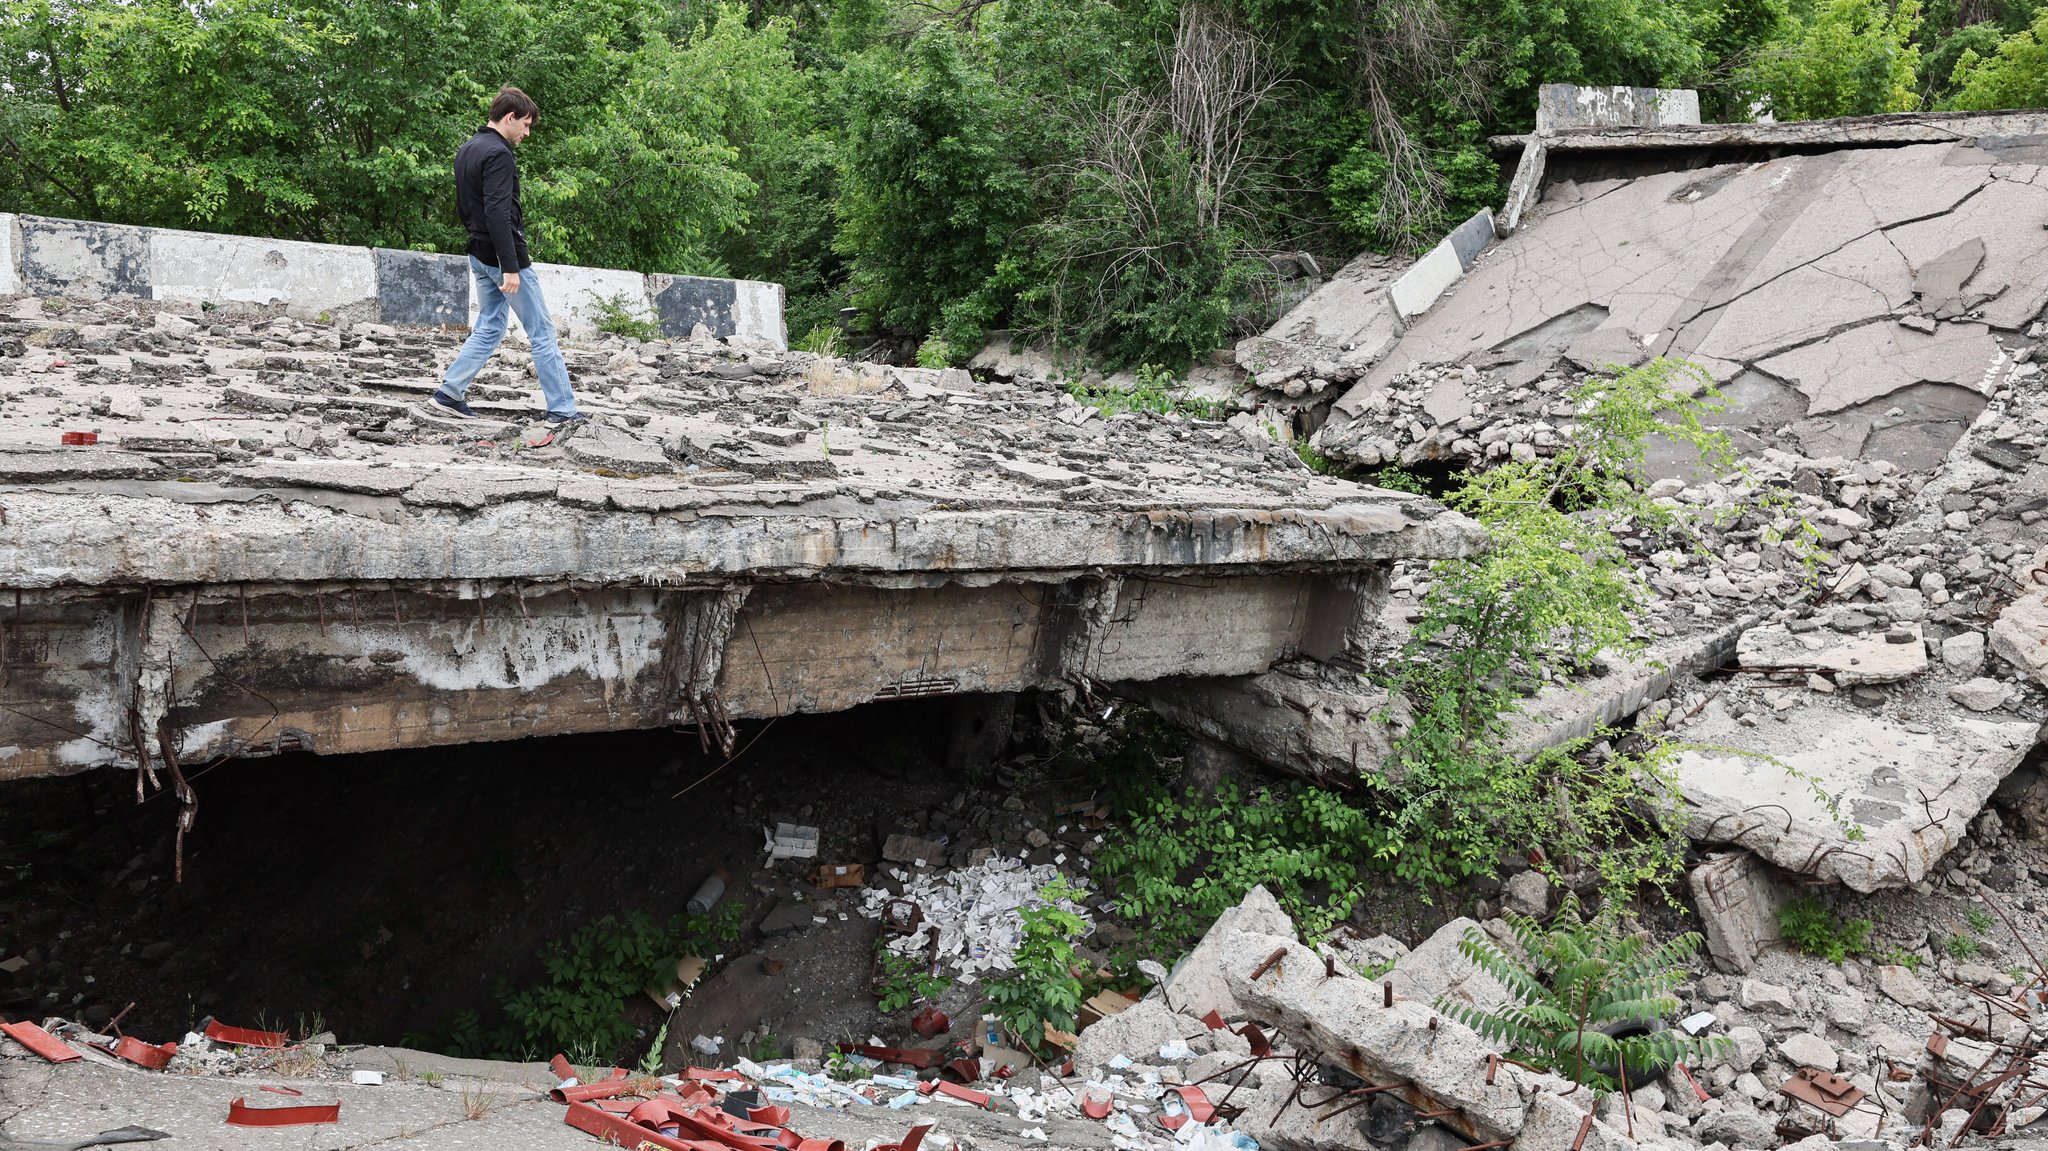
left=550, top=1053, right=576, bottom=1081
left=552, top=1079, right=635, bottom=1104
left=1676, top=1064, right=1711, bottom=1103
left=916, top=1079, right=993, bottom=1110
left=565, top=1100, right=722, bottom=1151
left=259, top=1086, right=303, bottom=1097
left=204, top=1020, right=287, bottom=1049
left=684, top=1065, right=748, bottom=1082
left=0, top=1020, right=82, bottom=1064
left=874, top=1123, right=932, bottom=1151
left=104, top=1036, right=177, bottom=1070
left=1172, top=1085, right=1218, bottom=1124
left=226, top=1096, right=340, bottom=1126
left=835, top=1042, right=942, bottom=1069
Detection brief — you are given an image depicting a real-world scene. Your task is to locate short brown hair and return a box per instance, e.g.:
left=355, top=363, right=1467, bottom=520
left=488, top=86, right=538, bottom=123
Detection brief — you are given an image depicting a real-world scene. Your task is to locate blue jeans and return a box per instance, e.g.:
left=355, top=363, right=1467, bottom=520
left=439, top=256, right=580, bottom=418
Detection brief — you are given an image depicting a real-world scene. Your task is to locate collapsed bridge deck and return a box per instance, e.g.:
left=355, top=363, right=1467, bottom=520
left=0, top=291, right=1480, bottom=780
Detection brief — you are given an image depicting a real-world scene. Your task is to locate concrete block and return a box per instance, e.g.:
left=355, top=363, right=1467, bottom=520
left=374, top=248, right=471, bottom=327
left=1677, top=706, right=2039, bottom=892
left=1221, top=928, right=1534, bottom=1145
left=148, top=227, right=376, bottom=319
left=649, top=273, right=787, bottom=350
left=1688, top=852, right=1788, bottom=973
left=1736, top=623, right=1927, bottom=686
left=1535, top=84, right=1701, bottom=134
left=527, top=261, right=648, bottom=335
left=1387, top=240, right=1463, bottom=322
left=1161, top=884, right=1294, bottom=1020
left=1445, top=207, right=1496, bottom=271
left=1385, top=917, right=1513, bottom=1017
left=0, top=214, right=17, bottom=296
left=20, top=216, right=150, bottom=298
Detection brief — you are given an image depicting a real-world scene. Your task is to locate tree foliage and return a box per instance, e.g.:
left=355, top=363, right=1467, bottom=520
left=7, top=0, right=2029, bottom=367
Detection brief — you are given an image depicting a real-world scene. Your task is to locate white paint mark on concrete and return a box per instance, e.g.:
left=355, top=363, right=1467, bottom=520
left=1386, top=240, right=1464, bottom=321
left=730, top=279, right=788, bottom=350
left=149, top=228, right=377, bottom=318
left=0, top=214, right=18, bottom=297
left=350, top=593, right=666, bottom=693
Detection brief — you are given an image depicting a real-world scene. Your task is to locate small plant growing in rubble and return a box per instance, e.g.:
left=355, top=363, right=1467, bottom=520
left=1945, top=933, right=1981, bottom=960
left=590, top=292, right=661, bottom=341
left=1437, top=901, right=1725, bottom=1091
left=985, top=879, right=1089, bottom=1056
left=874, top=946, right=951, bottom=1013
left=1779, top=897, right=1872, bottom=963
left=493, top=903, right=745, bottom=1063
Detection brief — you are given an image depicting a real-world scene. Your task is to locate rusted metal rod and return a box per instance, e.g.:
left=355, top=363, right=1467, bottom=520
left=1250, top=948, right=1288, bottom=981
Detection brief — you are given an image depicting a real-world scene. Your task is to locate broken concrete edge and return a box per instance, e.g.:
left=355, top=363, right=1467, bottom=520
left=0, top=490, right=1487, bottom=587
left=0, top=212, right=787, bottom=349
left=1491, top=107, right=2048, bottom=155
left=1203, top=913, right=1635, bottom=1149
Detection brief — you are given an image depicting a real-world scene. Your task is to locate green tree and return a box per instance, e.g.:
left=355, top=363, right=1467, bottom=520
left=832, top=26, right=1030, bottom=341
left=1743, top=0, right=1924, bottom=119
left=1946, top=6, right=2048, bottom=108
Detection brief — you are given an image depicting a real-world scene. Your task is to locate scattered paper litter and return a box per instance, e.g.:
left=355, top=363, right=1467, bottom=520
left=860, top=857, right=1091, bottom=978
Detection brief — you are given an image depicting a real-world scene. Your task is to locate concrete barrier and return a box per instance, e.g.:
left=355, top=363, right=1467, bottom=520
left=20, top=217, right=151, bottom=299
left=1386, top=208, right=1496, bottom=321
left=0, top=213, right=787, bottom=349
left=1536, top=84, right=1700, bottom=134
left=649, top=273, right=787, bottom=348
left=150, top=227, right=377, bottom=319
left=0, top=215, right=17, bottom=297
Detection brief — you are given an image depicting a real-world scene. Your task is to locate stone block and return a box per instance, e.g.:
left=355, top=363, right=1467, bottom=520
left=149, top=227, right=376, bottom=319
left=1942, top=630, right=1987, bottom=677
left=1778, top=1032, right=1838, bottom=1071
left=1676, top=705, right=2039, bottom=892
left=1510, top=1092, right=1637, bottom=1151
left=1736, top=623, right=1927, bottom=685
left=1688, top=852, right=1788, bottom=973
left=526, top=261, right=648, bottom=335
left=1387, top=240, right=1464, bottom=321
left=1385, top=917, right=1515, bottom=1019
left=563, top=422, right=670, bottom=475
left=20, top=216, right=150, bottom=298
left=1161, top=884, right=1295, bottom=1020
left=1535, top=84, right=1701, bottom=133
left=1875, top=964, right=1934, bottom=1009
left=0, top=213, right=17, bottom=297
left=1072, top=996, right=1181, bottom=1073
left=1222, top=929, right=1532, bottom=1145
left=374, top=248, right=471, bottom=327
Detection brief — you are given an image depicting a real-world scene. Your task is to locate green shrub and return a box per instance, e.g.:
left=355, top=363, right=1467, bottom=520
left=985, top=879, right=1088, bottom=1056
left=1438, top=903, right=1726, bottom=1090
left=1778, top=897, right=1871, bottom=963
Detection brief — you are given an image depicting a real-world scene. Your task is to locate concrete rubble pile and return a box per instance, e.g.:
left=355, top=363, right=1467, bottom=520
left=1084, top=94, right=2048, bottom=909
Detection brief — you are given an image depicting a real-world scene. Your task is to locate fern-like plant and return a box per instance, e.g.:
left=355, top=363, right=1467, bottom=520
left=1436, top=904, right=1725, bottom=1091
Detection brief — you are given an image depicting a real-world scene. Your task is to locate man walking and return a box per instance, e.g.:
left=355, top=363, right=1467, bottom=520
left=427, top=86, right=584, bottom=427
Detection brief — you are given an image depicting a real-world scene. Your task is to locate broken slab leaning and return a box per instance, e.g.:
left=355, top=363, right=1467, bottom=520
left=1673, top=702, right=2038, bottom=893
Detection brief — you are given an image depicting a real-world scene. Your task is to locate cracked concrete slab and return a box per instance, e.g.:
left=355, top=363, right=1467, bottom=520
left=1757, top=319, right=2004, bottom=415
